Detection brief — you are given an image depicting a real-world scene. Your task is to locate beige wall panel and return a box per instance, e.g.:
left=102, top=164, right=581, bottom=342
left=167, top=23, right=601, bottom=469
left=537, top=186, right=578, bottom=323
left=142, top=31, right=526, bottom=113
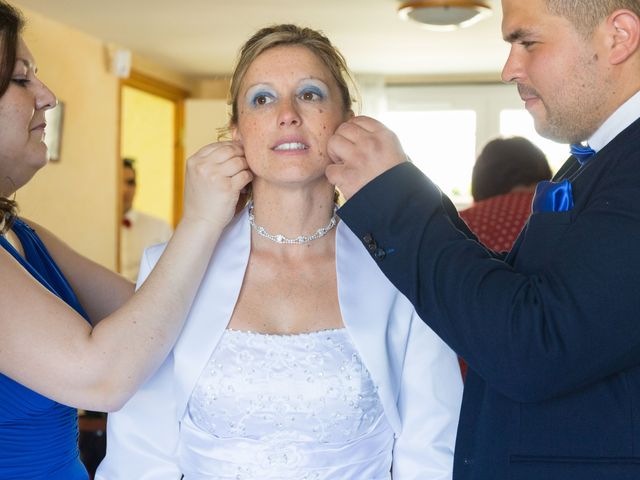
left=184, top=99, right=229, bottom=157
left=17, top=7, right=119, bottom=269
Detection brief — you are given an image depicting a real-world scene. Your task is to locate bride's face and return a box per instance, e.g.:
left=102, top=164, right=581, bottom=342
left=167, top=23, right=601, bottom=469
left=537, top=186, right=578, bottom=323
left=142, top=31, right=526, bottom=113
left=232, top=45, right=350, bottom=189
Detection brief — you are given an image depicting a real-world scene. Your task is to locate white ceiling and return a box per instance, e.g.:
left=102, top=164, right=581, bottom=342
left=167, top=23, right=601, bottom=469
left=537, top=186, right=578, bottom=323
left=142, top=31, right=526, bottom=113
left=13, top=0, right=509, bottom=78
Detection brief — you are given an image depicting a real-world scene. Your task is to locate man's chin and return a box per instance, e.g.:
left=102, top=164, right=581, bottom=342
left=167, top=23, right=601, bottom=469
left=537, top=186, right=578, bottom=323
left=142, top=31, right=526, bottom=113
left=533, top=121, right=574, bottom=144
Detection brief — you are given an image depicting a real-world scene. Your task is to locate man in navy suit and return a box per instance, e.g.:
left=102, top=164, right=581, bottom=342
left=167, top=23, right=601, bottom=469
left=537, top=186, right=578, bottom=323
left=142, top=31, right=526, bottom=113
left=326, top=0, right=640, bottom=479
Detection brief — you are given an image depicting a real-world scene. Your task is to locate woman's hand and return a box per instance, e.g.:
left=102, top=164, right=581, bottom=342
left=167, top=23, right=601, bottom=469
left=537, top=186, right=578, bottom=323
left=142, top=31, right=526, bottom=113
left=182, top=141, right=252, bottom=230
left=0, top=141, right=252, bottom=412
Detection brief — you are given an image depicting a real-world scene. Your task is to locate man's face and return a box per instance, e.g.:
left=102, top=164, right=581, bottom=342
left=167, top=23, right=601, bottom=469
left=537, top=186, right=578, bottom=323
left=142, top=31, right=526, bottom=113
left=501, top=0, right=611, bottom=143
left=122, top=166, right=136, bottom=215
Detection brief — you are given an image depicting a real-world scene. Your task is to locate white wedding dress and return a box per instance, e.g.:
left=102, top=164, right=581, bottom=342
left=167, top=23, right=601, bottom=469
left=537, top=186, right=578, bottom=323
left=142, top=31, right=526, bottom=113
left=181, top=328, right=394, bottom=479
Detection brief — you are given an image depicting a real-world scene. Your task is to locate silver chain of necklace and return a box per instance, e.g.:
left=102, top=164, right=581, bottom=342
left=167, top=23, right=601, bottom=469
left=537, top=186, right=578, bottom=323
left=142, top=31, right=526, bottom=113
left=248, top=202, right=337, bottom=245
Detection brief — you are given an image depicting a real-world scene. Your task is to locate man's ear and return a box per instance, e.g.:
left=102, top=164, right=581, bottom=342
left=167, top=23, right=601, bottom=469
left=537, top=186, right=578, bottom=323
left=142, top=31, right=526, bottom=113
left=605, top=10, right=640, bottom=65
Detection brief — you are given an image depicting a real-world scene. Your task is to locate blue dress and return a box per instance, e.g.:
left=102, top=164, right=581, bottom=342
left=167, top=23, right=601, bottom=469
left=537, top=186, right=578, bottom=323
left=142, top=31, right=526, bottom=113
left=0, top=218, right=90, bottom=479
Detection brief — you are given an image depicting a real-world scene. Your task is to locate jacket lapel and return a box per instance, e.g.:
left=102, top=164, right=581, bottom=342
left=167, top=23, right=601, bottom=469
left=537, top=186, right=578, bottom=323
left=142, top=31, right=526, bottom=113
left=335, top=221, right=407, bottom=432
left=173, top=209, right=251, bottom=418
left=171, top=215, right=405, bottom=433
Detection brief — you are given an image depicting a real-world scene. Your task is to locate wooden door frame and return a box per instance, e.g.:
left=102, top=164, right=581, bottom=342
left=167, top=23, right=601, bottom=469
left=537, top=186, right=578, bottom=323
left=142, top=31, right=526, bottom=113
left=116, top=70, right=189, bottom=272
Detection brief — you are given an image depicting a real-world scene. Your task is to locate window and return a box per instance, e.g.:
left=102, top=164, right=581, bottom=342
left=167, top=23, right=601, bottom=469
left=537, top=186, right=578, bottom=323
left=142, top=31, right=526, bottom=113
left=381, top=110, right=476, bottom=203
left=500, top=109, right=569, bottom=172
left=378, top=83, right=568, bottom=206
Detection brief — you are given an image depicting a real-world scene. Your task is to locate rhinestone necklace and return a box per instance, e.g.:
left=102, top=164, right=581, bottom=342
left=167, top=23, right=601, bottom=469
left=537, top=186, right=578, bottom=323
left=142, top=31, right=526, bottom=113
left=248, top=201, right=337, bottom=245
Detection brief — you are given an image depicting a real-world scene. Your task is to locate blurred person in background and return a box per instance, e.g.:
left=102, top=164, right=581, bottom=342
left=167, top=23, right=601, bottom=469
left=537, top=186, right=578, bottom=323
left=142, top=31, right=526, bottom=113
left=120, top=157, right=173, bottom=281
left=459, top=136, right=552, bottom=253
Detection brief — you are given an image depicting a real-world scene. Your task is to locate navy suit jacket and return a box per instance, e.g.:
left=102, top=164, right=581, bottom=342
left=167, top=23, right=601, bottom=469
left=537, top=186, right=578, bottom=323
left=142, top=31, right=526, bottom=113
left=338, top=116, right=640, bottom=480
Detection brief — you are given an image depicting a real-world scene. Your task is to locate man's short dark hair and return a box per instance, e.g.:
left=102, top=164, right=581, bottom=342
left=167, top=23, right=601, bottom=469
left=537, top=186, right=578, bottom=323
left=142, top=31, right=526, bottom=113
left=123, top=158, right=136, bottom=171
left=546, top=0, right=640, bottom=36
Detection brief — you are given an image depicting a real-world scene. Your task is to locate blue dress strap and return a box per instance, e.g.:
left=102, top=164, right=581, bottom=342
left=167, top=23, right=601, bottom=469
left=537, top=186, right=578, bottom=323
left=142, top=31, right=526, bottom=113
left=0, top=218, right=89, bottom=321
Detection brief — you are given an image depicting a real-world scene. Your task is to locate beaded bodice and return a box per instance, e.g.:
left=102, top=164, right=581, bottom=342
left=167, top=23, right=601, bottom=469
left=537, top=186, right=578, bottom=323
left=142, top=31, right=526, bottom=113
left=182, top=328, right=394, bottom=479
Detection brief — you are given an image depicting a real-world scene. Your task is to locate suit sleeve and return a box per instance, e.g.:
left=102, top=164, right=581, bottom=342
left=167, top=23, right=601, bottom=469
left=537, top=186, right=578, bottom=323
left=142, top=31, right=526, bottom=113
left=392, top=312, right=463, bottom=479
left=96, top=247, right=182, bottom=480
left=338, top=162, right=640, bottom=403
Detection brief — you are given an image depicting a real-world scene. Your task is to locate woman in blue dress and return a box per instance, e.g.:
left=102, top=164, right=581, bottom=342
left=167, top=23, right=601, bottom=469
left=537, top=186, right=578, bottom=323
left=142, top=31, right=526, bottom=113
left=0, top=2, right=252, bottom=478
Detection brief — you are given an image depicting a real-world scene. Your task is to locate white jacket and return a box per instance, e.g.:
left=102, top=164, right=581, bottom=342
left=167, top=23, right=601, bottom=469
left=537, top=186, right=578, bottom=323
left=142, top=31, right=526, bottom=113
left=96, top=208, right=463, bottom=479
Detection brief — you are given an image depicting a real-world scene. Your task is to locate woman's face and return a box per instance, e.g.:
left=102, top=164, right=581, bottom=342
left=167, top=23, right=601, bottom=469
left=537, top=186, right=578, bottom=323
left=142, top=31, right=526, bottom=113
left=0, top=38, right=56, bottom=195
left=233, top=45, right=351, bottom=189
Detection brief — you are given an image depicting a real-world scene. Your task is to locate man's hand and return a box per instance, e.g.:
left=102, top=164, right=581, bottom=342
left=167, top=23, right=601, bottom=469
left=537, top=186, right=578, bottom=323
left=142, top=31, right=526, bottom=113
left=325, top=116, right=408, bottom=200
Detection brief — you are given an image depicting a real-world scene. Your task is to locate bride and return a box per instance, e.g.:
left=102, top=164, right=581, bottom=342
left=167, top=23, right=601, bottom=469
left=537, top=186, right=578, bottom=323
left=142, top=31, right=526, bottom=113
left=97, top=24, right=462, bottom=480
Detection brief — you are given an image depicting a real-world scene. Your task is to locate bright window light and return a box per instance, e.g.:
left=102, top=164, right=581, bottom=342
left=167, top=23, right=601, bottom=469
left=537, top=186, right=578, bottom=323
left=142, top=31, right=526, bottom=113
left=500, top=109, right=569, bottom=173
left=381, top=110, right=476, bottom=204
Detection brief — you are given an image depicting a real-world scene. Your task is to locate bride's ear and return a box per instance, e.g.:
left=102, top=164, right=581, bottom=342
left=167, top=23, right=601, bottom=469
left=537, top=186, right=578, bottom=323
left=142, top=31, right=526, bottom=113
left=232, top=125, right=242, bottom=143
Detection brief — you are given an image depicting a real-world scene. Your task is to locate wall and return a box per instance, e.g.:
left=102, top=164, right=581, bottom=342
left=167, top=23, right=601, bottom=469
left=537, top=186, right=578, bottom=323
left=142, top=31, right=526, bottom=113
left=14, top=6, right=193, bottom=269
left=184, top=99, right=229, bottom=158
left=131, top=53, right=194, bottom=93
left=185, top=78, right=231, bottom=158
left=17, top=6, right=119, bottom=268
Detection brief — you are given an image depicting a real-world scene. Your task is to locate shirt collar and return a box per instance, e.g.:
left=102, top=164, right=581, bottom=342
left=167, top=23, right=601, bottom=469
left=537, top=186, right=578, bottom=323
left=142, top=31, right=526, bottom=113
left=123, top=209, right=139, bottom=223
left=588, top=90, right=640, bottom=152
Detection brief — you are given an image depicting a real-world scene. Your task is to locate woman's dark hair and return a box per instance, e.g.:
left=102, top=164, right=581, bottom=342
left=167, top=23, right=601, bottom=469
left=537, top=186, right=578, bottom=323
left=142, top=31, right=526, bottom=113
left=0, top=1, right=22, bottom=97
left=471, top=136, right=552, bottom=202
left=0, top=1, right=23, bottom=233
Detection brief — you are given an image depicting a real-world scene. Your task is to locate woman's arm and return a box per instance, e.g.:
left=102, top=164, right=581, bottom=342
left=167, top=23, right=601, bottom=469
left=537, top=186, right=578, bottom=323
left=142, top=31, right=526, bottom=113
left=27, top=220, right=135, bottom=325
left=392, top=313, right=463, bottom=479
left=0, top=142, right=251, bottom=411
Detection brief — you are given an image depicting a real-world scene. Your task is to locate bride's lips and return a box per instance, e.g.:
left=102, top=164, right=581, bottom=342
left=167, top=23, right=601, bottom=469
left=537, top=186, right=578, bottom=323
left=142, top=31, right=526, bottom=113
left=271, top=138, right=310, bottom=153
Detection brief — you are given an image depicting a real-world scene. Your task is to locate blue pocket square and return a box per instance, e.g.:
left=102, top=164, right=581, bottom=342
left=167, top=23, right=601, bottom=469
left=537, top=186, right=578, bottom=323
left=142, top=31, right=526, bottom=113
left=532, top=179, right=574, bottom=213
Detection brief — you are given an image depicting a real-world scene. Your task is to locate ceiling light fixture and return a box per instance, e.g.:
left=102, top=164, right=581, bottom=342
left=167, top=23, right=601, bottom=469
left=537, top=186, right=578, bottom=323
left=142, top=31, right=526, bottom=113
left=398, top=0, right=492, bottom=31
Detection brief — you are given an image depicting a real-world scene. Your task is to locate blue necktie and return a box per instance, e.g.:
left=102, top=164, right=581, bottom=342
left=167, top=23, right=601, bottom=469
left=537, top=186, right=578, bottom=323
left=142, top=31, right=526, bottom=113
left=570, top=143, right=596, bottom=165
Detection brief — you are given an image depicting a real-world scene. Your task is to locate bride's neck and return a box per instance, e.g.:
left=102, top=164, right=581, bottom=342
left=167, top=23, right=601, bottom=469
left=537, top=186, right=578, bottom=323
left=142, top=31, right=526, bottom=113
left=249, top=184, right=337, bottom=247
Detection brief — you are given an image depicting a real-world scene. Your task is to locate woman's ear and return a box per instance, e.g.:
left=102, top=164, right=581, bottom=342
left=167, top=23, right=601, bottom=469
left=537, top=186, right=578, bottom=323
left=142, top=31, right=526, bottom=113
left=341, top=109, right=355, bottom=123
left=605, top=10, right=640, bottom=65
left=231, top=125, right=242, bottom=143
